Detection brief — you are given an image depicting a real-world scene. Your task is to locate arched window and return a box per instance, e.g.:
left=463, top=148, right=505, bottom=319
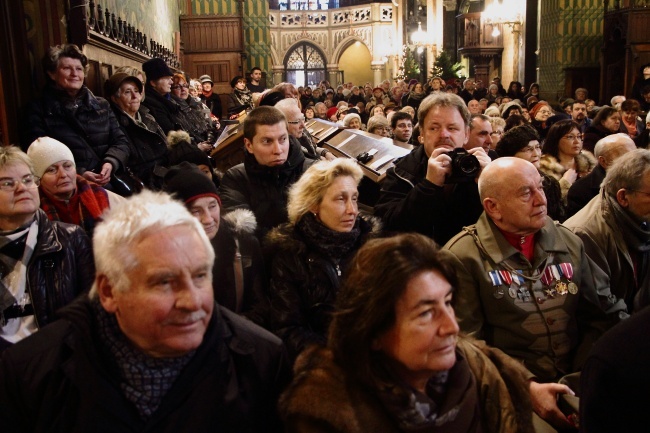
left=276, top=0, right=336, bottom=10
left=284, top=42, right=327, bottom=87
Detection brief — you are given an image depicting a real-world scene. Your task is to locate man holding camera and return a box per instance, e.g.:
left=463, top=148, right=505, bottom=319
left=374, top=93, right=490, bottom=245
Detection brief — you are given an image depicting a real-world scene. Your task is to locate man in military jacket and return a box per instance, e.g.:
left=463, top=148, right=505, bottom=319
left=442, top=158, right=626, bottom=429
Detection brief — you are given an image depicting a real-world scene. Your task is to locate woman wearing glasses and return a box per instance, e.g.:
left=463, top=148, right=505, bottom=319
left=170, top=73, right=218, bottom=147
left=496, top=125, right=565, bottom=221
left=540, top=120, right=596, bottom=205
left=0, top=146, right=94, bottom=352
left=583, top=106, right=622, bottom=153
left=529, top=101, right=554, bottom=139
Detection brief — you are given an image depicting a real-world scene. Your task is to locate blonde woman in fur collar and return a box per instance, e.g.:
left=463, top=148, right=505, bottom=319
left=540, top=120, right=596, bottom=204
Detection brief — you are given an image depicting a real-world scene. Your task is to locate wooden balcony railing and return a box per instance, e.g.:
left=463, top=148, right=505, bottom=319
left=456, top=12, right=504, bottom=57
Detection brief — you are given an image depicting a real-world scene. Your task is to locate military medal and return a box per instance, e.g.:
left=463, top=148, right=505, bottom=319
left=555, top=281, right=568, bottom=295
left=568, top=282, right=578, bottom=294
left=508, top=285, right=518, bottom=299
left=494, top=288, right=504, bottom=299
left=545, top=288, right=556, bottom=298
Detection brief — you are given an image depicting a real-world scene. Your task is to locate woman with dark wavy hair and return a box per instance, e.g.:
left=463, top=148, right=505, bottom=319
left=582, top=106, right=621, bottom=153
left=280, top=233, right=537, bottom=433
left=540, top=119, right=596, bottom=203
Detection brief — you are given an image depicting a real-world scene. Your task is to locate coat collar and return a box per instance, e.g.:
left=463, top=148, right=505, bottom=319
left=473, top=212, right=570, bottom=267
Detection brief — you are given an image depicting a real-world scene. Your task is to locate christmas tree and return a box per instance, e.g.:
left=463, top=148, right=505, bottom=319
left=394, top=45, right=420, bottom=82
left=430, top=50, right=463, bottom=81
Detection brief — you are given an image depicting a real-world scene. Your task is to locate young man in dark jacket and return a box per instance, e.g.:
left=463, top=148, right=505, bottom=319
left=219, top=106, right=314, bottom=239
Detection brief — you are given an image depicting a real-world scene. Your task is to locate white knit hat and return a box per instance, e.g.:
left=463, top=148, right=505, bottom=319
left=27, top=137, right=75, bottom=177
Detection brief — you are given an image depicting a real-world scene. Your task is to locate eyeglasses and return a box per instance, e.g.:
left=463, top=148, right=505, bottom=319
left=562, top=134, right=583, bottom=141
left=519, top=144, right=542, bottom=153
left=287, top=116, right=306, bottom=125
left=627, top=189, right=650, bottom=197
left=538, top=109, right=553, bottom=115
left=171, top=84, right=189, bottom=90
left=0, top=175, right=40, bottom=191
left=490, top=131, right=504, bottom=137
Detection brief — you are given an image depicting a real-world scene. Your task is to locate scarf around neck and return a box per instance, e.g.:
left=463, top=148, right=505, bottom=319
left=94, top=300, right=194, bottom=421
left=296, top=212, right=362, bottom=261
left=40, top=176, right=110, bottom=236
left=0, top=219, right=39, bottom=336
left=605, top=192, right=650, bottom=253
left=374, top=349, right=480, bottom=432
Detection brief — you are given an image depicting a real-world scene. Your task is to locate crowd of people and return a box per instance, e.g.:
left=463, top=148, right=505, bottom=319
left=1, top=43, right=650, bottom=432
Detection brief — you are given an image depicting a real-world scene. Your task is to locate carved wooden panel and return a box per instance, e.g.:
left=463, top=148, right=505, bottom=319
left=180, top=16, right=243, bottom=53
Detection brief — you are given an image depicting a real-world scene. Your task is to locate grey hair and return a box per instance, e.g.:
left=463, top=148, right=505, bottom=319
left=593, top=133, right=634, bottom=159
left=287, top=159, right=363, bottom=224
left=417, top=93, right=471, bottom=128
left=603, top=149, right=650, bottom=197
left=470, top=114, right=490, bottom=130
left=274, top=97, right=300, bottom=112
left=89, top=190, right=214, bottom=298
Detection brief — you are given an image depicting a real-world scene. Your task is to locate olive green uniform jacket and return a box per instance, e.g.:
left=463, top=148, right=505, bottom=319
left=442, top=213, right=626, bottom=382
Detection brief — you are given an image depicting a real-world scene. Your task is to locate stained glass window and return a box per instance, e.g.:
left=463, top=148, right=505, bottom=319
left=284, top=43, right=326, bottom=87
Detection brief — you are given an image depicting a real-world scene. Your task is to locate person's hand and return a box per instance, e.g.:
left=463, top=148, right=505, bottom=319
left=324, top=151, right=336, bottom=161
left=529, top=381, right=575, bottom=430
left=99, top=163, right=112, bottom=183
left=562, top=168, right=578, bottom=184
left=82, top=169, right=108, bottom=186
left=197, top=141, right=212, bottom=152
left=466, top=147, right=492, bottom=183
left=425, top=147, right=453, bottom=187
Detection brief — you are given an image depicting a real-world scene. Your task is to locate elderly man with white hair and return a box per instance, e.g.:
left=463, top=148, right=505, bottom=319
left=565, top=149, right=650, bottom=312
left=565, top=133, right=636, bottom=218
left=0, top=190, right=289, bottom=432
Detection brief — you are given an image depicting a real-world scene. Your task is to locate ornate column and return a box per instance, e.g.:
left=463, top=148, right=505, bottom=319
left=371, top=61, right=385, bottom=85
left=271, top=65, right=284, bottom=85
left=327, top=64, right=340, bottom=87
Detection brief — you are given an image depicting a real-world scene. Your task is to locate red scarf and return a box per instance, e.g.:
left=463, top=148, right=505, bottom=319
left=39, top=175, right=111, bottom=236
left=202, top=88, right=213, bottom=98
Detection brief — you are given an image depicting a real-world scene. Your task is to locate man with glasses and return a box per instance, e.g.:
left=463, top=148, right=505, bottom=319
left=565, top=149, right=650, bottom=312
left=0, top=146, right=94, bottom=351
left=274, top=98, right=334, bottom=161
left=443, top=157, right=626, bottom=431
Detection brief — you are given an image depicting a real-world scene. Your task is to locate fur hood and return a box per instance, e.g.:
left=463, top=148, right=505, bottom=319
left=166, top=130, right=192, bottom=149
left=264, top=213, right=381, bottom=255
left=540, top=150, right=596, bottom=181
left=221, top=208, right=256, bottom=236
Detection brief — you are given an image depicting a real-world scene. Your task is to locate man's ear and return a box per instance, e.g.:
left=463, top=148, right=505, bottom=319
left=244, top=138, right=254, bottom=154
left=616, top=188, right=630, bottom=208
left=483, top=197, right=501, bottom=221
left=97, top=275, right=118, bottom=313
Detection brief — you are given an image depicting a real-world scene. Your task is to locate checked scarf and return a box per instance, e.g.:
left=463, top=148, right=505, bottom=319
left=0, top=219, right=39, bottom=339
left=40, top=175, right=110, bottom=236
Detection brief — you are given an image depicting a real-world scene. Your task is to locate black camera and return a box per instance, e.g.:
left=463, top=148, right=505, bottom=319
left=445, top=148, right=480, bottom=184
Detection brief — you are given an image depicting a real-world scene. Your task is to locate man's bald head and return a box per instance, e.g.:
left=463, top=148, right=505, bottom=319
left=479, top=157, right=536, bottom=201
left=594, top=133, right=636, bottom=170
left=478, top=158, right=548, bottom=235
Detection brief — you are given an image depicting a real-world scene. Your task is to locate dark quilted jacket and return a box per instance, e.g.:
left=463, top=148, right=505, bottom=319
left=22, top=84, right=131, bottom=174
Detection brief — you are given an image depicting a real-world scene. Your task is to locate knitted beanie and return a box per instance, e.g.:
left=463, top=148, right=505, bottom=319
left=27, top=137, right=75, bottom=177
left=164, top=161, right=221, bottom=206
left=343, top=113, right=361, bottom=127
